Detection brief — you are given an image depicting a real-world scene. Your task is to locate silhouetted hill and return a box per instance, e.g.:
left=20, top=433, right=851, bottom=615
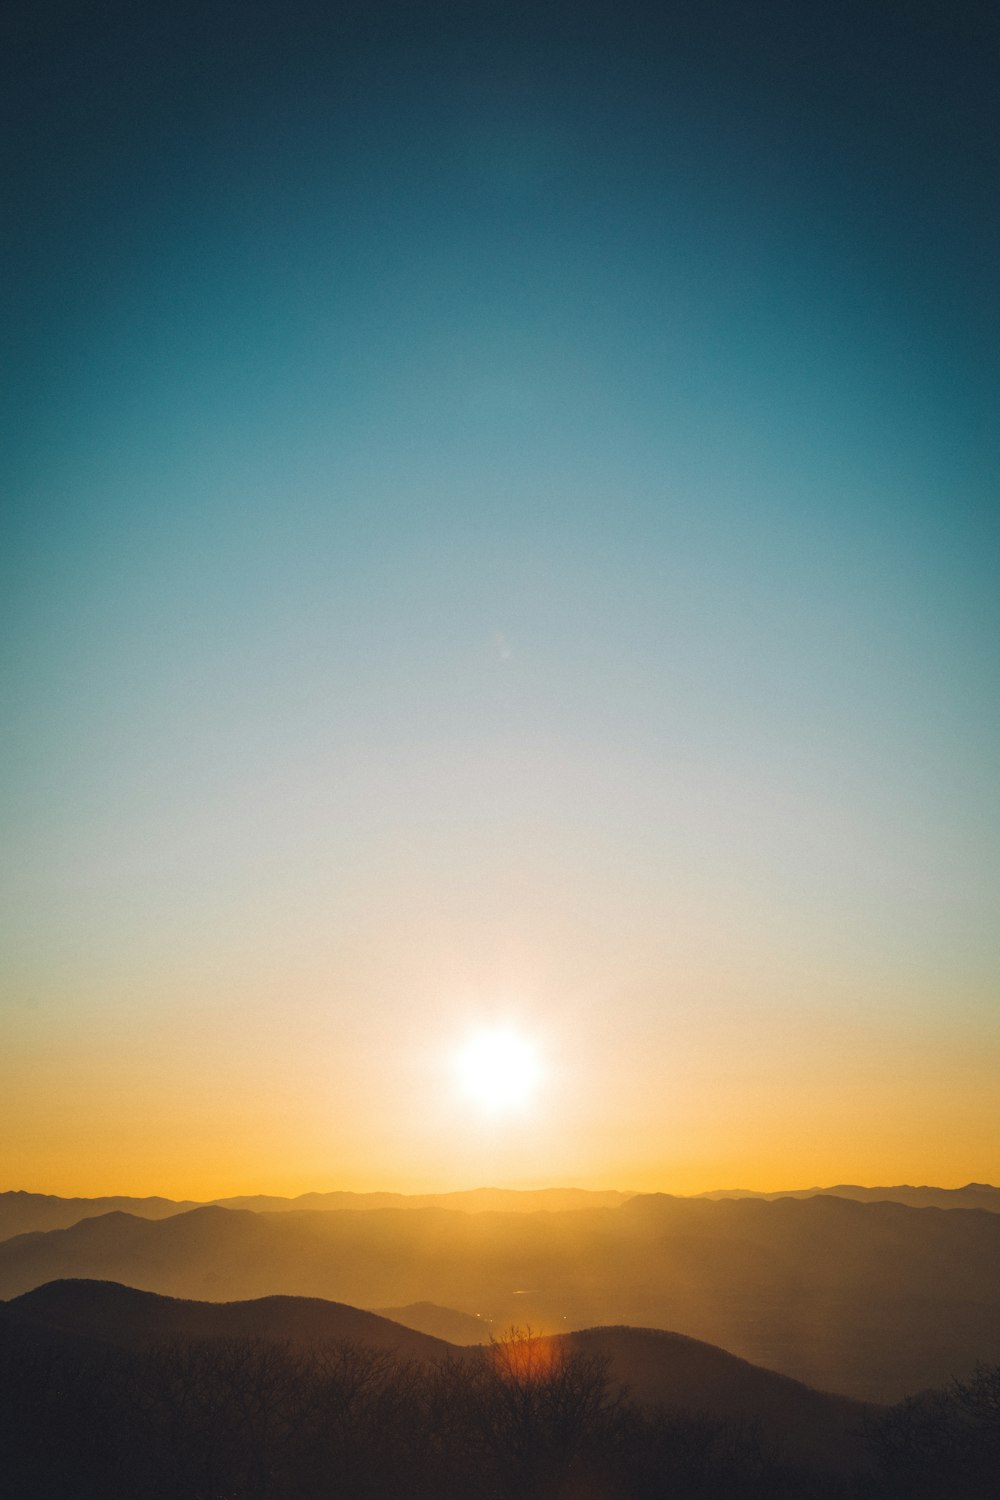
left=555, top=1326, right=872, bottom=1471
left=2, top=1197, right=999, bottom=1399
left=2, top=1280, right=874, bottom=1473
left=3, top=1278, right=454, bottom=1361
left=0, top=1294, right=126, bottom=1367
left=698, top=1182, right=1000, bottom=1212
left=372, top=1300, right=492, bottom=1344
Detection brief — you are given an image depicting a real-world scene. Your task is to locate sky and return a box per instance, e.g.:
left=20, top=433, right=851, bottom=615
left=2, top=0, right=998, bottom=1199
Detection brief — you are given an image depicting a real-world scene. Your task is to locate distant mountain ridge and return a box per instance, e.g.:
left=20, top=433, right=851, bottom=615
left=0, top=1186, right=633, bottom=1242
left=698, top=1182, right=1000, bottom=1212
left=4, top=1181, right=997, bottom=1246
left=0, top=1191, right=203, bottom=1241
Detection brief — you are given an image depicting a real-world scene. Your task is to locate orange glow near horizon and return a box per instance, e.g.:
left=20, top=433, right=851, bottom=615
left=4, top=969, right=998, bottom=1203
left=3, top=866, right=998, bottom=1205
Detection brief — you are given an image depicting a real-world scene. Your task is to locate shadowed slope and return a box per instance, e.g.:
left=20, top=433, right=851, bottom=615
left=555, top=1326, right=872, bottom=1470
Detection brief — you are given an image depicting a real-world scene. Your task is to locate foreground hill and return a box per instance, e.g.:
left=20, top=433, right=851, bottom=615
left=1, top=1279, right=872, bottom=1473
left=0, top=1186, right=632, bottom=1242
left=2, top=1196, right=999, bottom=1399
left=1, top=1278, right=454, bottom=1361
left=556, top=1326, right=870, bottom=1471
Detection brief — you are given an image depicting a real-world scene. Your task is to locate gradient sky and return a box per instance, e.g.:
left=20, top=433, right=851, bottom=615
left=3, top=0, right=998, bottom=1198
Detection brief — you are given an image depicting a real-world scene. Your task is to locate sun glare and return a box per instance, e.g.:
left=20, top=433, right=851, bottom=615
left=454, top=1027, right=544, bottom=1115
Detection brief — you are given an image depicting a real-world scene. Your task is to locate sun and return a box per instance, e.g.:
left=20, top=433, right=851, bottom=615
left=454, top=1027, right=544, bottom=1115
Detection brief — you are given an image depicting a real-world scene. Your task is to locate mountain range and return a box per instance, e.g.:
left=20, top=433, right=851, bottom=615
left=0, top=1186, right=632, bottom=1241
left=2, top=1192, right=999, bottom=1399
left=4, top=1181, right=997, bottom=1244
left=698, top=1182, right=1000, bottom=1212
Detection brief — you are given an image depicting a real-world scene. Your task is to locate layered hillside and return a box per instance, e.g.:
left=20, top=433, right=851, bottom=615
left=2, top=1195, right=999, bottom=1399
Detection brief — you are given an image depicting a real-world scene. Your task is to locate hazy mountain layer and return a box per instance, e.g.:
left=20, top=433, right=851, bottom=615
left=0, top=1187, right=633, bottom=1242
left=4, top=1182, right=996, bottom=1247
left=2, top=1196, right=999, bottom=1399
left=0, top=1191, right=203, bottom=1241
left=698, top=1183, right=1000, bottom=1212
left=372, top=1300, right=492, bottom=1344
left=218, top=1187, right=636, bottom=1216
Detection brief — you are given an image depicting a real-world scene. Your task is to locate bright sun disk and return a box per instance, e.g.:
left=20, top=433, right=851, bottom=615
left=454, top=1028, right=543, bottom=1115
